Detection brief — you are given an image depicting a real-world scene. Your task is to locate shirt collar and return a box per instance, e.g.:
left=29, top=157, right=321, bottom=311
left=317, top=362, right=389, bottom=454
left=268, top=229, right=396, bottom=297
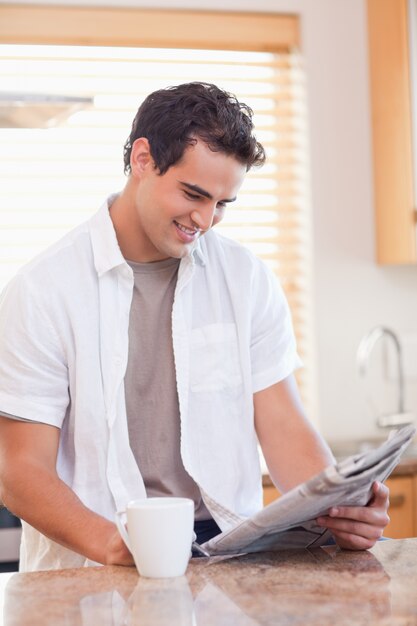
left=89, top=195, right=126, bottom=277
left=89, top=194, right=207, bottom=276
left=191, top=237, right=206, bottom=266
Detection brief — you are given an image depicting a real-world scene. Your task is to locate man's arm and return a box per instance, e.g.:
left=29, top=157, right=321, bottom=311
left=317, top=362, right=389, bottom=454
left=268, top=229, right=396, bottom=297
left=0, top=416, right=133, bottom=566
left=254, top=374, right=390, bottom=549
left=254, top=374, right=335, bottom=491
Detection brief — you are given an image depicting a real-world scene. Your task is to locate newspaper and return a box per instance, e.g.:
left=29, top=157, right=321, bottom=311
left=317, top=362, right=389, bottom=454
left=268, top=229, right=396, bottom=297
left=202, top=424, right=416, bottom=556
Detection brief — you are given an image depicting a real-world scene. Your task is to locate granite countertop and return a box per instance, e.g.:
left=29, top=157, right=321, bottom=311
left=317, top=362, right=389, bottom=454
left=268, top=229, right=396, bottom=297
left=1, top=538, right=417, bottom=625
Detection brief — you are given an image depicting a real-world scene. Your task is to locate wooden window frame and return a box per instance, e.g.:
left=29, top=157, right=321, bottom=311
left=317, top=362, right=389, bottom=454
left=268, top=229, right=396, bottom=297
left=0, top=5, right=299, bottom=52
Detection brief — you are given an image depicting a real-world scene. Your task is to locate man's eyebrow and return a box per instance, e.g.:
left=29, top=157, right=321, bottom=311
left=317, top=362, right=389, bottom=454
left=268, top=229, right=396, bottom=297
left=179, top=181, right=236, bottom=203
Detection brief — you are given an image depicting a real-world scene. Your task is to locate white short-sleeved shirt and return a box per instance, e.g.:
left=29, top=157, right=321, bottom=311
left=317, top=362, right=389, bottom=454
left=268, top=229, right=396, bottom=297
left=0, top=196, right=301, bottom=571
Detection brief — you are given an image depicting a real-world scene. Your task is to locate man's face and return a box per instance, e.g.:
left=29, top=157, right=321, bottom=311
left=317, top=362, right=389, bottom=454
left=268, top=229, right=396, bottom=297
left=130, top=139, right=246, bottom=262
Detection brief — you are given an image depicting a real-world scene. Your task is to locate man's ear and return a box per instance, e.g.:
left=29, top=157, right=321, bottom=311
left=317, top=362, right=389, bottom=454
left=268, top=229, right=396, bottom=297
left=130, top=137, right=153, bottom=177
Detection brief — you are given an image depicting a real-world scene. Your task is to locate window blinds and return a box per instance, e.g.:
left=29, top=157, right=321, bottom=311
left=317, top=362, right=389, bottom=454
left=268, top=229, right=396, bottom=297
left=0, top=40, right=314, bottom=417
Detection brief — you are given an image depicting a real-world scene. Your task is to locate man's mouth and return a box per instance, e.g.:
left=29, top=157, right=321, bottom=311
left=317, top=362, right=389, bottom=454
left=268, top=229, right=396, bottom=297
left=173, top=221, right=200, bottom=236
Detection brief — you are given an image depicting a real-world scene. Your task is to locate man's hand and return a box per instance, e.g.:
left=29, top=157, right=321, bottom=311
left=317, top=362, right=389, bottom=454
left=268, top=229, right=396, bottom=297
left=316, top=481, right=390, bottom=550
left=254, top=377, right=391, bottom=553
left=104, top=527, right=135, bottom=566
left=0, top=416, right=135, bottom=566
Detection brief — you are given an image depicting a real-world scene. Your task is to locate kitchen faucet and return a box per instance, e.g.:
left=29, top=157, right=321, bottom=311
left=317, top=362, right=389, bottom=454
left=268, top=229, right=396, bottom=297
left=357, top=326, right=415, bottom=428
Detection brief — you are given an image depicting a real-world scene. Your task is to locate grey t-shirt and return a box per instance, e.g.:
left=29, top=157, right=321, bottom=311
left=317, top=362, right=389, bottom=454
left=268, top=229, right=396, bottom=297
left=124, top=257, right=211, bottom=521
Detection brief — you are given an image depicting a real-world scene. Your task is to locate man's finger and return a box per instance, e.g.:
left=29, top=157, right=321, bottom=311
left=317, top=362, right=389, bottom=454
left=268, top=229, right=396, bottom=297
left=331, top=530, right=376, bottom=551
left=368, top=481, right=389, bottom=508
left=317, top=515, right=385, bottom=539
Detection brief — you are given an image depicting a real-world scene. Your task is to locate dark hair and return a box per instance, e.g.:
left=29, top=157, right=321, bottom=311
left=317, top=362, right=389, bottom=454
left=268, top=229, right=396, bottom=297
left=123, top=82, right=265, bottom=175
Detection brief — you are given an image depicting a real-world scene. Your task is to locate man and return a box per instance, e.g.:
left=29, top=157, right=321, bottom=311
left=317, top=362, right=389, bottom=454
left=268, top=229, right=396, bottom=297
left=0, top=82, right=389, bottom=571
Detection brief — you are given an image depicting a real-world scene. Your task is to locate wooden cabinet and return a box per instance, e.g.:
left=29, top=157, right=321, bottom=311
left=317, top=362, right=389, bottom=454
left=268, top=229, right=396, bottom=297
left=367, top=0, right=417, bottom=264
left=385, top=475, right=416, bottom=538
left=263, top=484, right=280, bottom=507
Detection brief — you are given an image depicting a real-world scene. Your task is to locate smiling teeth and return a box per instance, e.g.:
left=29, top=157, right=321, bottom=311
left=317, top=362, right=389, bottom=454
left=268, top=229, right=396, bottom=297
left=175, top=222, right=199, bottom=235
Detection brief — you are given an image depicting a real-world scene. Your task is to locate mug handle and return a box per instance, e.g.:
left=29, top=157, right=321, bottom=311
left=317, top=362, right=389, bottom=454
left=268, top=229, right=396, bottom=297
left=115, top=511, right=133, bottom=553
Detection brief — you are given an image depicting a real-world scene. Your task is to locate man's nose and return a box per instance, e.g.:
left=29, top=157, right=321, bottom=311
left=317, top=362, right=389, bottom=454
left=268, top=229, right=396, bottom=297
left=191, top=205, right=216, bottom=232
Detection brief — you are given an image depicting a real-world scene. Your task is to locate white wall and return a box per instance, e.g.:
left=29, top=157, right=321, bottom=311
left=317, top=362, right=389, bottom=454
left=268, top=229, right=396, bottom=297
left=4, top=0, right=417, bottom=442
left=297, top=1, right=417, bottom=442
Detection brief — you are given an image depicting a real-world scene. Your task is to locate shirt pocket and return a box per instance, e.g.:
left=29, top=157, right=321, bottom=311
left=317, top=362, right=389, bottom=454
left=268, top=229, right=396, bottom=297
left=189, top=323, right=242, bottom=393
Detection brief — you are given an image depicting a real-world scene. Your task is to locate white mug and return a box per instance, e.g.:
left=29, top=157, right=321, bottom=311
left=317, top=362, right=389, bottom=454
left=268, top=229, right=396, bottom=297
left=116, top=497, right=194, bottom=578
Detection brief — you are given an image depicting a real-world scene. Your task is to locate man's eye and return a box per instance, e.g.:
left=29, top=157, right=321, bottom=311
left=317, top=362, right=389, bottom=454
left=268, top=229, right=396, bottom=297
left=184, top=191, right=200, bottom=200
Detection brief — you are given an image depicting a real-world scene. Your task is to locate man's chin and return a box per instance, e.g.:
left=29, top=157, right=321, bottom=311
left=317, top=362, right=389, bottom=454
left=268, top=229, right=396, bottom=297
left=167, top=242, right=195, bottom=260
